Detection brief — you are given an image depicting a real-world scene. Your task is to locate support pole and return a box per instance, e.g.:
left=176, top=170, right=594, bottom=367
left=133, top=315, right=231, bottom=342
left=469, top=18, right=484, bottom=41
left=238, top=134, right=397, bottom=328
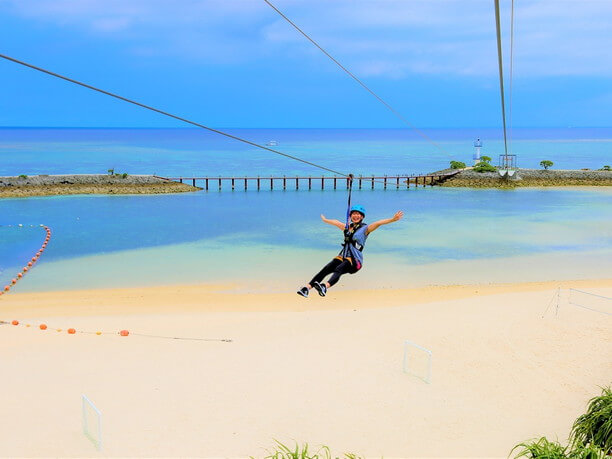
left=283, top=175, right=286, bottom=190
left=371, top=175, right=375, bottom=190
left=308, top=176, right=312, bottom=190
left=334, top=176, right=337, bottom=190
left=384, top=175, right=387, bottom=190
left=205, top=178, right=209, bottom=191
left=359, top=175, right=362, bottom=190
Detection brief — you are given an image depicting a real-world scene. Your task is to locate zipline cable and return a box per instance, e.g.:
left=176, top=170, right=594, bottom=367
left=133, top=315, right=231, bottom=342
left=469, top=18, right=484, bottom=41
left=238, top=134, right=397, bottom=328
left=262, top=0, right=453, bottom=160
left=494, top=0, right=509, bottom=160
left=0, top=53, right=347, bottom=177
left=345, top=174, right=354, bottom=229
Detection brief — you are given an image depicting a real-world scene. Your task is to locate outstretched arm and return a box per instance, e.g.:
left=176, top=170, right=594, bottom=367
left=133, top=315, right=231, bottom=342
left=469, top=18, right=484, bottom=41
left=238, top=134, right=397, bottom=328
left=366, top=211, right=403, bottom=235
left=320, top=214, right=345, bottom=230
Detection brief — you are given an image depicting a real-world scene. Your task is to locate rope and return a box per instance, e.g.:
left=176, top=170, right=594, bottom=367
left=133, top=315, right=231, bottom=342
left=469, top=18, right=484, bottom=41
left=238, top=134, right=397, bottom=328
left=0, top=53, right=346, bottom=177
left=494, top=0, right=509, bottom=160
left=262, top=0, right=453, bottom=160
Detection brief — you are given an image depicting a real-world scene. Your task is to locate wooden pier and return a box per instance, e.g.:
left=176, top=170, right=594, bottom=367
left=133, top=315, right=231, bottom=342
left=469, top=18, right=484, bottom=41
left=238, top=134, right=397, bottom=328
left=155, top=172, right=459, bottom=191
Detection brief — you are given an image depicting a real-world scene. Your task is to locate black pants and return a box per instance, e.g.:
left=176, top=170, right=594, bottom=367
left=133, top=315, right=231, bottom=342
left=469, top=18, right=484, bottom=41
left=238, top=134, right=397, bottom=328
left=309, top=258, right=356, bottom=288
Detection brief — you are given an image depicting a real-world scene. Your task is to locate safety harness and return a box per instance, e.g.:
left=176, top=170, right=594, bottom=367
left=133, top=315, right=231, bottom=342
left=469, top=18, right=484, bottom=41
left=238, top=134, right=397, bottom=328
left=337, top=174, right=366, bottom=270
left=340, top=222, right=366, bottom=258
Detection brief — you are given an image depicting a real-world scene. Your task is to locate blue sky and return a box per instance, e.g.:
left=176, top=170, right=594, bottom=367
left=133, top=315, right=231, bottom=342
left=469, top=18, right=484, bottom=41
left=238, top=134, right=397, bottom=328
left=0, top=0, right=610, bottom=128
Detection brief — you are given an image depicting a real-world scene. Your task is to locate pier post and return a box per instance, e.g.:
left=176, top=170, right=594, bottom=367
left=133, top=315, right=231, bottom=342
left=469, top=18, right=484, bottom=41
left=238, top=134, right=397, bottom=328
left=296, top=176, right=299, bottom=190
left=205, top=178, right=209, bottom=191
left=257, top=176, right=260, bottom=191
left=308, top=176, right=312, bottom=190
left=218, top=177, right=221, bottom=191
left=270, top=178, right=274, bottom=190
left=371, top=175, right=375, bottom=190
left=283, top=175, right=286, bottom=190
left=359, top=175, right=362, bottom=190
left=396, top=176, right=400, bottom=189
left=179, top=177, right=183, bottom=183
left=321, top=176, right=324, bottom=190
left=231, top=178, right=235, bottom=191
left=244, top=177, right=247, bottom=190
left=192, top=178, right=196, bottom=187
left=334, top=176, right=337, bottom=190
left=384, top=175, right=387, bottom=190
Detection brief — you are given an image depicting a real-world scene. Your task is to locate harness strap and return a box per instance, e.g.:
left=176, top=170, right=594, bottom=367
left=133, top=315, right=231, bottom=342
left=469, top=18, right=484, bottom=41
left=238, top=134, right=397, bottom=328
left=345, top=173, right=354, bottom=230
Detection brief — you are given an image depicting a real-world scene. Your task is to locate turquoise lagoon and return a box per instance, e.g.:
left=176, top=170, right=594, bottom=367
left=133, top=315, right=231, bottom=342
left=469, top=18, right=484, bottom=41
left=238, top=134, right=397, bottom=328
left=1, top=128, right=611, bottom=292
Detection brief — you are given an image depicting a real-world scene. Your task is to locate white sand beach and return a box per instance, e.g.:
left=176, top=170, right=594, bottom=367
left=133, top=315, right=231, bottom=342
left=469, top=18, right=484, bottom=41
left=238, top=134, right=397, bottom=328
left=1, top=279, right=610, bottom=457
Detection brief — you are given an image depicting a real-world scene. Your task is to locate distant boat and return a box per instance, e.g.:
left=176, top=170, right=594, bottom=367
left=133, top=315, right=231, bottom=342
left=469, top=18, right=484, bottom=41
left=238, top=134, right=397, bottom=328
left=266, top=140, right=279, bottom=146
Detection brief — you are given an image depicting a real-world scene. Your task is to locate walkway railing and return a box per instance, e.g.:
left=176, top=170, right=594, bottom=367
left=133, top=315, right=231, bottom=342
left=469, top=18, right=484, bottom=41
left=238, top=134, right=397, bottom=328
left=155, top=172, right=459, bottom=191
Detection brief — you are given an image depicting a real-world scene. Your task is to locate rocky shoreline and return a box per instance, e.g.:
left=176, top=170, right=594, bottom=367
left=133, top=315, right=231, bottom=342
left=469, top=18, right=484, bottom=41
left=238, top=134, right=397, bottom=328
left=0, top=174, right=200, bottom=198
left=438, top=168, right=612, bottom=188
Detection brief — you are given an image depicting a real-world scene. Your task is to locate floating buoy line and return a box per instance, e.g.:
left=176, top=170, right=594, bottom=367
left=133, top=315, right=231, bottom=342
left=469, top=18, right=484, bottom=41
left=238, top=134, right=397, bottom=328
left=0, top=224, right=232, bottom=343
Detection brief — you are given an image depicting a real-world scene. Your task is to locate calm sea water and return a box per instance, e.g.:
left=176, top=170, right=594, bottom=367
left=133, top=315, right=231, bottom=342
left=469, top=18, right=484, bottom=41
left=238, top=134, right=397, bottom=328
left=1, top=128, right=611, bottom=291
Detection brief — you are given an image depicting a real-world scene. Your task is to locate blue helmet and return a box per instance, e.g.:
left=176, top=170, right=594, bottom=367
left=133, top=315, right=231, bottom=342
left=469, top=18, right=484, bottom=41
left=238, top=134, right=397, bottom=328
left=349, top=204, right=366, bottom=217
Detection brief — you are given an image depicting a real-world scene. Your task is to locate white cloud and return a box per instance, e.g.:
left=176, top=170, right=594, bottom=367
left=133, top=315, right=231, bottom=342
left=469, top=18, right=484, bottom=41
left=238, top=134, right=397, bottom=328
left=2, top=0, right=611, bottom=78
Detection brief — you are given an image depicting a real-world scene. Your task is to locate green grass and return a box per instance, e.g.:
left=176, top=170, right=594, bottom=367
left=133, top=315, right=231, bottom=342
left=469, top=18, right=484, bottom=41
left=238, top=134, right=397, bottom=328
left=511, top=386, right=611, bottom=459
left=570, top=387, right=612, bottom=455
left=511, top=437, right=569, bottom=458
left=256, top=440, right=364, bottom=459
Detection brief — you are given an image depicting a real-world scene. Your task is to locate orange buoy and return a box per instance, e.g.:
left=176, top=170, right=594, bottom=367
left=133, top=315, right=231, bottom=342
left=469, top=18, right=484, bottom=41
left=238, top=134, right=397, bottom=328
left=17, top=273, right=23, bottom=278
left=4, top=286, right=10, bottom=291
left=67, top=328, right=76, bottom=334
left=119, top=330, right=129, bottom=336
left=31, top=257, right=36, bottom=262
left=11, top=320, right=18, bottom=325
left=23, top=267, right=29, bottom=272
left=40, top=324, right=47, bottom=330
left=36, top=252, right=41, bottom=256
left=11, top=279, right=17, bottom=284
left=27, top=262, right=32, bottom=267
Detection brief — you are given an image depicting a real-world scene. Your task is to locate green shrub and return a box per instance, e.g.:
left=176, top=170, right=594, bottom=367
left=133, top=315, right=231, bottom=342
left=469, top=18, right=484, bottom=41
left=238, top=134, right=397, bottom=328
left=570, top=387, right=612, bottom=454
left=450, top=160, right=466, bottom=169
left=257, top=440, right=363, bottom=459
left=107, top=168, right=114, bottom=175
left=121, top=173, right=129, bottom=179
left=511, top=437, right=569, bottom=458
left=18, top=174, right=28, bottom=179
left=600, top=165, right=611, bottom=171
left=540, top=160, right=554, bottom=170
left=473, top=161, right=497, bottom=173
left=481, top=155, right=492, bottom=163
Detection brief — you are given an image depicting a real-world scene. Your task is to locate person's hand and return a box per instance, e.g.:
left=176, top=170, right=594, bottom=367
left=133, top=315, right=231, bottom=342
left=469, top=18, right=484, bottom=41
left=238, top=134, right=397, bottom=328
left=320, top=214, right=327, bottom=221
left=392, top=211, right=404, bottom=222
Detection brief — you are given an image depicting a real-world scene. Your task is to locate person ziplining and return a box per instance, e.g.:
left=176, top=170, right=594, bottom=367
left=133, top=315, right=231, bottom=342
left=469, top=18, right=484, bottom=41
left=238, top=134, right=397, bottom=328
left=297, top=197, right=403, bottom=298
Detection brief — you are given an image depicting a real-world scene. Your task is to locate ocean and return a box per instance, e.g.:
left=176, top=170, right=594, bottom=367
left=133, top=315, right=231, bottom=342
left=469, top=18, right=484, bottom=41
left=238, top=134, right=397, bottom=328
left=1, top=127, right=611, bottom=292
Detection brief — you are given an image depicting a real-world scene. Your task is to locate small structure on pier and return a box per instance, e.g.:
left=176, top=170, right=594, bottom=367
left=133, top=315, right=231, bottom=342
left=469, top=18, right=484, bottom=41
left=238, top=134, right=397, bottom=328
left=498, top=154, right=518, bottom=177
